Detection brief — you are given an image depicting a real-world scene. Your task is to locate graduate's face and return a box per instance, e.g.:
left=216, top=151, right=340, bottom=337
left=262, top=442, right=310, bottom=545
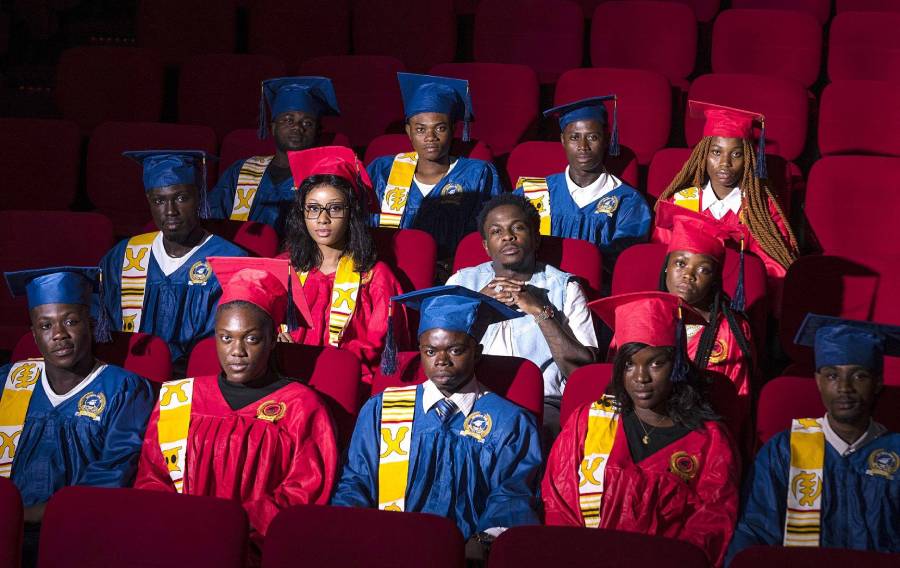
left=706, top=136, right=745, bottom=194
left=272, top=110, right=319, bottom=153
left=623, top=346, right=674, bottom=414
left=665, top=251, right=719, bottom=308
left=303, top=183, right=349, bottom=251
left=815, top=364, right=882, bottom=426
left=482, top=204, right=538, bottom=271
left=562, top=119, right=607, bottom=174
left=30, top=303, right=93, bottom=370
left=147, top=184, right=201, bottom=241
left=406, top=112, right=452, bottom=162
left=215, top=304, right=276, bottom=384
left=419, top=328, right=481, bottom=395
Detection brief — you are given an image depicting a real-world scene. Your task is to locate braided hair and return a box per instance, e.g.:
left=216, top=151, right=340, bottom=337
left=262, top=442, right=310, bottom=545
left=656, top=137, right=798, bottom=269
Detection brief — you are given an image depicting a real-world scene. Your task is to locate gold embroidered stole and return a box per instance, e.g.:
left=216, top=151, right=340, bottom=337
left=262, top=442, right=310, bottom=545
left=378, top=152, right=418, bottom=228
left=0, top=359, right=44, bottom=478
left=121, top=231, right=158, bottom=332
left=516, top=176, right=552, bottom=236
left=157, top=378, right=195, bottom=493
left=673, top=186, right=701, bottom=213
left=578, top=395, right=619, bottom=528
left=298, top=256, right=361, bottom=347
left=784, top=418, right=825, bottom=547
left=230, top=156, right=274, bottom=221
left=378, top=385, right=418, bottom=511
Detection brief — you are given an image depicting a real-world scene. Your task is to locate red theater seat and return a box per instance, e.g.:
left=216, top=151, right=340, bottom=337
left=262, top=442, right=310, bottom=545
left=731, top=0, right=830, bottom=24
left=474, top=0, right=584, bottom=84
left=731, top=546, right=900, bottom=568
left=363, top=134, right=494, bottom=166
left=819, top=81, right=900, bottom=158
left=218, top=129, right=351, bottom=175
left=836, top=0, right=900, bottom=12
left=263, top=505, right=465, bottom=568
left=137, top=0, right=238, bottom=67
left=505, top=141, right=639, bottom=190
left=248, top=0, right=350, bottom=60
left=370, top=227, right=437, bottom=292
left=0, top=477, right=22, bottom=568
left=712, top=9, right=821, bottom=88
left=829, top=12, right=900, bottom=82
left=202, top=219, right=279, bottom=258
left=0, top=118, right=80, bottom=210
left=38, top=487, right=248, bottom=568
left=352, top=0, right=455, bottom=72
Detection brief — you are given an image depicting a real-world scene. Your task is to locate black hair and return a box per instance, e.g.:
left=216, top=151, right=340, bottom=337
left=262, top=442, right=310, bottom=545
left=609, top=342, right=718, bottom=431
left=476, top=193, right=541, bottom=240
left=284, top=174, right=377, bottom=274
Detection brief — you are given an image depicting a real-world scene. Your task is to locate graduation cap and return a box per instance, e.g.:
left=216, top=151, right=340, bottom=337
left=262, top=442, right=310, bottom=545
left=287, top=146, right=379, bottom=214
left=4, top=266, right=112, bottom=343
left=398, top=72, right=474, bottom=142
left=123, top=150, right=215, bottom=218
left=588, top=291, right=705, bottom=383
left=258, top=76, right=341, bottom=139
left=380, top=285, right=524, bottom=375
left=689, top=99, right=768, bottom=179
left=543, top=95, right=619, bottom=157
left=794, top=313, right=900, bottom=373
left=207, top=257, right=312, bottom=332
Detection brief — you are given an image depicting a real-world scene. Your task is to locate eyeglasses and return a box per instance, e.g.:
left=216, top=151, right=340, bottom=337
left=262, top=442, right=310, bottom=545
left=304, top=204, right=348, bottom=219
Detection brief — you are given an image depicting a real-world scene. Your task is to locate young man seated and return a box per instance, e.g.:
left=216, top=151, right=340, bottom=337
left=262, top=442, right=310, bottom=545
left=727, top=314, right=900, bottom=561
left=331, top=285, right=542, bottom=552
left=1, top=267, right=154, bottom=568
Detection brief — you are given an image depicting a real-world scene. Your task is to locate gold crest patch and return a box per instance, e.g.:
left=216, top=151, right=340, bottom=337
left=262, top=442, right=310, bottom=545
left=76, top=392, right=106, bottom=420
left=189, top=261, right=211, bottom=285
left=595, top=196, right=619, bottom=217
left=866, top=448, right=899, bottom=480
left=708, top=338, right=729, bottom=365
left=256, top=400, right=287, bottom=423
left=669, top=451, right=699, bottom=483
left=460, top=412, right=492, bottom=442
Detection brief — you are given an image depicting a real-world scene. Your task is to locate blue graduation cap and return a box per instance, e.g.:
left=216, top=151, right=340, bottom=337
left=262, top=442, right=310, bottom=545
left=543, top=95, right=620, bottom=157
left=258, top=76, right=341, bottom=139
left=123, top=150, right=214, bottom=218
left=397, top=72, right=474, bottom=141
left=4, top=266, right=111, bottom=342
left=794, top=313, right=900, bottom=373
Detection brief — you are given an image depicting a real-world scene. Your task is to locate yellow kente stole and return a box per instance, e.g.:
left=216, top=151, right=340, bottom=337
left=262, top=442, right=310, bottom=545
left=298, top=255, right=361, bottom=347
left=230, top=156, right=274, bottom=221
left=516, top=176, right=552, bottom=236
left=784, top=418, right=825, bottom=547
left=673, top=186, right=701, bottom=213
left=578, top=395, right=620, bottom=528
left=0, top=359, right=44, bottom=478
left=157, top=378, right=195, bottom=493
left=378, top=385, right=418, bottom=511
left=378, top=152, right=418, bottom=228
left=121, top=231, right=158, bottom=333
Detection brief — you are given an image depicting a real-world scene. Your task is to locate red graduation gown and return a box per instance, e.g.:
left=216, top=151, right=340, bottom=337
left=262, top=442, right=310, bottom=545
left=686, top=314, right=754, bottom=398
left=543, top=408, right=740, bottom=568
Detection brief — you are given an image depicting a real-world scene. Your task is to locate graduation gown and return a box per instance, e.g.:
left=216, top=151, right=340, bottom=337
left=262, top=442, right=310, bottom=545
left=331, top=386, right=543, bottom=539
left=0, top=363, right=154, bottom=507
left=686, top=314, right=754, bottom=398
left=134, top=375, right=339, bottom=544
left=543, top=407, right=740, bottom=567
left=367, top=155, right=503, bottom=258
left=726, top=430, right=900, bottom=563
left=208, top=158, right=296, bottom=235
left=98, top=235, right=247, bottom=362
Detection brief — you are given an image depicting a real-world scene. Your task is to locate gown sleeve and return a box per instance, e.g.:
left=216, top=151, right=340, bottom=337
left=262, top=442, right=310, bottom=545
left=484, top=162, right=504, bottom=197
left=133, top=402, right=177, bottom=493
left=541, top=404, right=590, bottom=526
left=97, top=241, right=125, bottom=328
left=207, top=160, right=242, bottom=220
left=330, top=396, right=381, bottom=508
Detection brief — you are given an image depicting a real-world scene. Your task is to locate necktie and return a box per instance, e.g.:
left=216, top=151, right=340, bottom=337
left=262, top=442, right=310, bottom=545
left=434, top=398, right=458, bottom=423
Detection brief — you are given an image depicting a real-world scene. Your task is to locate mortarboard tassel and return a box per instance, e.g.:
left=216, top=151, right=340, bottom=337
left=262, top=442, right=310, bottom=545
left=462, top=84, right=472, bottom=142
left=94, top=271, right=112, bottom=343
left=199, top=155, right=211, bottom=219
left=285, top=269, right=300, bottom=333
left=608, top=98, right=620, bottom=157
left=380, top=303, right=398, bottom=376
left=258, top=83, right=269, bottom=140
left=670, top=305, right=690, bottom=383
left=755, top=118, right=767, bottom=180
left=730, top=237, right=746, bottom=313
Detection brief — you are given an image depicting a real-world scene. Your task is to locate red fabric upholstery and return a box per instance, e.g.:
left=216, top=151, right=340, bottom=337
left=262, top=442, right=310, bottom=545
left=371, top=351, right=545, bottom=425
left=137, top=0, right=238, bottom=66
left=0, top=477, right=22, bottom=568
left=430, top=62, right=540, bottom=156
left=712, top=9, right=821, bottom=88
left=39, top=486, right=248, bottom=568
left=452, top=231, right=604, bottom=301
left=363, top=134, right=494, bottom=166
left=755, top=376, right=821, bottom=448
left=370, top=227, right=437, bottom=291
left=86, top=121, right=218, bottom=237
left=352, top=0, right=455, bottom=72
left=872, top=261, right=900, bottom=385
left=731, top=0, right=830, bottom=24
left=201, top=219, right=279, bottom=258
left=262, top=505, right=465, bottom=568
left=578, top=0, right=721, bottom=22
left=248, top=0, right=350, bottom=60
left=218, top=128, right=351, bottom=175
left=819, top=81, right=900, bottom=157
left=489, top=525, right=709, bottom=567
left=590, top=1, right=697, bottom=88
left=555, top=68, right=671, bottom=165
left=12, top=331, right=172, bottom=383
left=836, top=0, right=900, bottom=12
left=474, top=0, right=584, bottom=84
left=0, top=118, right=80, bottom=210
left=646, top=147, right=691, bottom=200
left=731, top=545, right=900, bottom=568
left=297, top=56, right=406, bottom=148
left=829, top=13, right=900, bottom=82
left=506, top=141, right=640, bottom=190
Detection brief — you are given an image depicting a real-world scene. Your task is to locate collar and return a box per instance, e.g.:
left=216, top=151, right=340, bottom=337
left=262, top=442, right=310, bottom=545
left=421, top=377, right=484, bottom=417
left=701, top=181, right=742, bottom=217
left=822, top=414, right=887, bottom=457
left=564, top=166, right=621, bottom=207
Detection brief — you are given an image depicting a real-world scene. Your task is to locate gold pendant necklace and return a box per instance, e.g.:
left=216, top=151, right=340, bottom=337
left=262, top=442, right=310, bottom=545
left=637, top=418, right=657, bottom=445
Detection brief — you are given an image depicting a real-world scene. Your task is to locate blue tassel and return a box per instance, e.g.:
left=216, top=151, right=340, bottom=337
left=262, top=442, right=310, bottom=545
left=755, top=120, right=767, bottom=180
left=670, top=306, right=690, bottom=383
left=199, top=155, right=211, bottom=219
left=462, top=118, right=471, bottom=143
left=380, top=308, right=398, bottom=376
left=258, top=83, right=268, bottom=140
left=608, top=98, right=620, bottom=157
left=730, top=239, right=746, bottom=313
left=285, top=270, right=300, bottom=332
left=94, top=272, right=112, bottom=343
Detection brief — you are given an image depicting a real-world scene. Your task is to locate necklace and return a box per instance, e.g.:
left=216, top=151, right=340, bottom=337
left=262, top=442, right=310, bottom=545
left=636, top=417, right=657, bottom=445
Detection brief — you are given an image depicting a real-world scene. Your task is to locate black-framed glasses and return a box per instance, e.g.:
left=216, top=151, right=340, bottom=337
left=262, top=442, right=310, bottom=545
left=304, top=204, right=348, bottom=219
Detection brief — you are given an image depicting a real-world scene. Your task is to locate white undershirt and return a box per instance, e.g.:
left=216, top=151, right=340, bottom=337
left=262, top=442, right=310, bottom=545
left=564, top=166, right=622, bottom=209
left=151, top=232, right=213, bottom=276
left=42, top=363, right=107, bottom=408
left=701, top=181, right=742, bottom=220
left=415, top=159, right=459, bottom=197
left=822, top=414, right=887, bottom=457
left=420, top=376, right=484, bottom=418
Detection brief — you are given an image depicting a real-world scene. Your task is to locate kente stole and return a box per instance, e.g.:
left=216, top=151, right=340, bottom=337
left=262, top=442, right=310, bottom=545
left=230, top=156, right=274, bottom=221
left=673, top=186, right=701, bottom=213
left=578, top=395, right=619, bottom=528
left=121, top=231, right=158, bottom=333
left=157, top=378, right=195, bottom=493
left=516, top=176, right=552, bottom=236
left=378, top=385, right=418, bottom=511
left=784, top=418, right=825, bottom=547
left=378, top=152, right=418, bottom=228
left=0, top=359, right=44, bottom=478
left=298, top=255, right=361, bottom=347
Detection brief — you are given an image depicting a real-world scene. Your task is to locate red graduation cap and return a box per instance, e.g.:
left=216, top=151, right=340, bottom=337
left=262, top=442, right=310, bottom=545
left=588, top=291, right=704, bottom=348
left=287, top=146, right=379, bottom=213
left=689, top=99, right=768, bottom=179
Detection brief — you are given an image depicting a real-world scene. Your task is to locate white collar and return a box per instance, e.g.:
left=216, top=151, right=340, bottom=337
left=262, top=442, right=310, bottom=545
left=421, top=377, right=485, bottom=418
left=701, top=181, right=742, bottom=219
left=822, top=414, right=887, bottom=457
left=564, top=166, right=621, bottom=209
left=41, top=362, right=107, bottom=408
left=151, top=232, right=214, bottom=277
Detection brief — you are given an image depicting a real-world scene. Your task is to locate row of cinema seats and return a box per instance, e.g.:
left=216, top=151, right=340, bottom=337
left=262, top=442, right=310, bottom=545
left=1, top=472, right=897, bottom=567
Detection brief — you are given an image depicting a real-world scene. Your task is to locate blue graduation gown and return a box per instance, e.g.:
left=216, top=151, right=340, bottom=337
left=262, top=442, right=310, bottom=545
left=0, top=363, right=154, bottom=507
left=97, top=235, right=247, bottom=362
left=726, top=429, right=900, bottom=563
left=367, top=156, right=504, bottom=258
left=331, top=385, right=543, bottom=538
left=208, top=158, right=296, bottom=235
